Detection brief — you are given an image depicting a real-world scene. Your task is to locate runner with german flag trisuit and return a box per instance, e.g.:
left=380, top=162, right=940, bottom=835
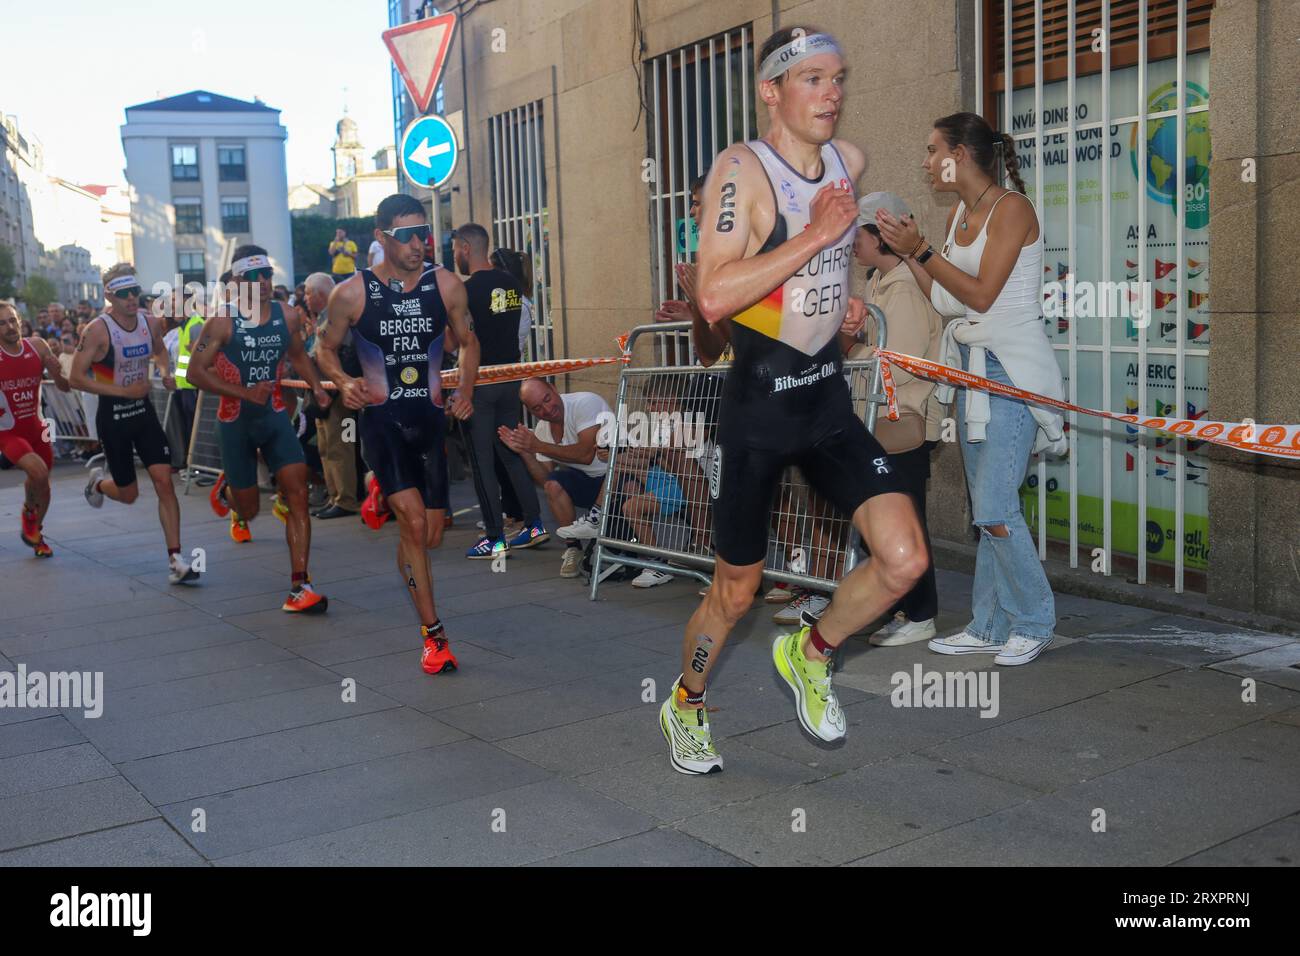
left=318, top=194, right=479, bottom=676
left=658, top=26, right=930, bottom=774
left=71, top=263, right=200, bottom=585
left=185, top=244, right=333, bottom=613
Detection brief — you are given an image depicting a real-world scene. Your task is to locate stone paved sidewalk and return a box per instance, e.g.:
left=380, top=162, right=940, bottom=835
left=0, top=462, right=1296, bottom=866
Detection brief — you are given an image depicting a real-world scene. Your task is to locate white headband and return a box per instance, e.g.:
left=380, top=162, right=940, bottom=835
left=105, top=274, right=141, bottom=293
left=758, top=33, right=842, bottom=83
left=232, top=254, right=270, bottom=277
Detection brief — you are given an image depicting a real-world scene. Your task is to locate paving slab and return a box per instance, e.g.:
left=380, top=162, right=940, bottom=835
left=849, top=720, right=1300, bottom=866
left=0, top=819, right=208, bottom=867
left=0, top=776, right=158, bottom=852
left=0, top=715, right=85, bottom=758
left=533, top=826, right=749, bottom=867
left=578, top=740, right=825, bottom=825
left=0, top=743, right=119, bottom=799
left=215, top=778, right=656, bottom=867
left=158, top=739, right=552, bottom=859
left=119, top=707, right=468, bottom=805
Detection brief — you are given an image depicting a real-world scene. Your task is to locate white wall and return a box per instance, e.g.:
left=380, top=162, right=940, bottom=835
left=122, top=106, right=293, bottom=288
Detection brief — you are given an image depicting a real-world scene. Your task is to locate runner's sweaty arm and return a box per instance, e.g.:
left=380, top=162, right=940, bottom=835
left=184, top=315, right=276, bottom=406
left=316, top=278, right=366, bottom=409
left=30, top=336, right=70, bottom=392
left=694, top=141, right=861, bottom=324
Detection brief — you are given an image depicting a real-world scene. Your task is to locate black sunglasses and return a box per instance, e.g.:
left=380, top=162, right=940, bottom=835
left=381, top=224, right=432, bottom=244
left=112, top=286, right=142, bottom=300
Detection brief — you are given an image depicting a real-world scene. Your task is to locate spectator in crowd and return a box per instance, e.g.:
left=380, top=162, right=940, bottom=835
left=162, top=290, right=205, bottom=465
left=453, top=223, right=547, bottom=559
left=875, top=110, right=1064, bottom=667
left=491, top=247, right=534, bottom=361
left=28, top=313, right=42, bottom=337
left=498, top=378, right=611, bottom=578
left=850, top=192, right=946, bottom=646
left=368, top=232, right=384, bottom=268
left=293, top=283, right=307, bottom=308
left=46, top=302, right=66, bottom=333
left=303, top=272, right=359, bottom=519
left=329, top=229, right=358, bottom=283
left=273, top=284, right=291, bottom=305
left=58, top=331, right=76, bottom=376
left=76, top=300, right=94, bottom=322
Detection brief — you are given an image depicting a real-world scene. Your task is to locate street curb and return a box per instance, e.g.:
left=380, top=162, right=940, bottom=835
left=930, top=537, right=1300, bottom=639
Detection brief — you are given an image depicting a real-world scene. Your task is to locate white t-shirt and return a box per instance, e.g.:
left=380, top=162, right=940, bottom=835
left=368, top=239, right=385, bottom=266
left=533, top=391, right=610, bottom=478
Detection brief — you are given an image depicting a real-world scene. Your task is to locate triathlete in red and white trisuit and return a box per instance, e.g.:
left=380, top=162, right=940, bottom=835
left=0, top=301, right=70, bottom=557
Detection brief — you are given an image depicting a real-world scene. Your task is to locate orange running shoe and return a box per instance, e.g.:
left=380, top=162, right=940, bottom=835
left=20, top=506, right=40, bottom=547
left=32, top=537, right=53, bottom=558
left=282, top=581, right=328, bottom=614
left=230, top=513, right=252, bottom=543
left=209, top=473, right=230, bottom=517
left=420, top=627, right=458, bottom=674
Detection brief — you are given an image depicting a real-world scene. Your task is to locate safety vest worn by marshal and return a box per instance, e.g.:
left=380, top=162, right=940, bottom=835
left=174, top=314, right=204, bottom=389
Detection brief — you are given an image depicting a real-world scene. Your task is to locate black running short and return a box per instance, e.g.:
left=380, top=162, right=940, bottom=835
left=709, top=388, right=907, bottom=566
left=96, top=399, right=171, bottom=487
left=359, top=405, right=449, bottom=510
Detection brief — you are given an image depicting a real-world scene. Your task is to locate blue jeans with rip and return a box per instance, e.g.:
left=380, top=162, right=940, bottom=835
left=956, top=347, right=1056, bottom=644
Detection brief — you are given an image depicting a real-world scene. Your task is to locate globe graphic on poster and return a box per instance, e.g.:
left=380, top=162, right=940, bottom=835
left=1130, top=80, right=1210, bottom=229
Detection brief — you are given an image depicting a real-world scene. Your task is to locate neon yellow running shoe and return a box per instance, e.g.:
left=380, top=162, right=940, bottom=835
left=773, top=626, right=846, bottom=742
left=272, top=493, right=290, bottom=523
left=659, top=676, right=723, bottom=775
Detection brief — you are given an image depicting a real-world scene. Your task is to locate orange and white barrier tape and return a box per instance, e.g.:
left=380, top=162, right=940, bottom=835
left=281, top=353, right=631, bottom=392
left=875, top=347, right=1300, bottom=461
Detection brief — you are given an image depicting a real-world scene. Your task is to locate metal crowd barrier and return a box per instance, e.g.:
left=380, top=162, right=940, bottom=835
left=588, top=310, right=889, bottom=599
left=40, top=383, right=94, bottom=456
left=181, top=390, right=225, bottom=493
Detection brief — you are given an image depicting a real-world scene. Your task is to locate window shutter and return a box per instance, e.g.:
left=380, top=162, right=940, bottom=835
left=986, top=0, right=1214, bottom=113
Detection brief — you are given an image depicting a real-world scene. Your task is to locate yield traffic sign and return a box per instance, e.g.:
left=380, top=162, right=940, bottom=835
left=400, top=115, right=458, bottom=189
left=382, top=13, right=457, bottom=114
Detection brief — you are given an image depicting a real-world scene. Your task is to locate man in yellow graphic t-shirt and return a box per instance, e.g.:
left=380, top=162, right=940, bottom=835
left=329, top=229, right=358, bottom=283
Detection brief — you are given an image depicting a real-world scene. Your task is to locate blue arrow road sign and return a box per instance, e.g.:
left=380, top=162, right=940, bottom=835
left=400, top=115, right=458, bottom=189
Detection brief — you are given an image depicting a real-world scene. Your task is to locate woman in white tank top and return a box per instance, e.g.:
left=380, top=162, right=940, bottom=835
left=875, top=111, right=1062, bottom=667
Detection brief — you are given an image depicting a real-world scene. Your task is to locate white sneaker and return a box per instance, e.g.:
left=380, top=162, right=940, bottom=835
left=558, top=508, right=601, bottom=541
left=872, top=611, right=907, bottom=638
left=994, top=634, right=1053, bottom=666
left=773, top=590, right=829, bottom=625
left=168, top=555, right=200, bottom=585
left=84, top=467, right=105, bottom=508
left=869, top=617, right=938, bottom=646
left=928, top=630, right=1000, bottom=656
left=763, top=583, right=793, bottom=604
left=559, top=546, right=583, bottom=579
left=631, top=568, right=673, bottom=588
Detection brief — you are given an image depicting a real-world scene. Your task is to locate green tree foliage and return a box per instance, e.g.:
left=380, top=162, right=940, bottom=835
left=291, top=215, right=376, bottom=283
left=20, top=274, right=56, bottom=313
left=0, top=244, right=16, bottom=300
